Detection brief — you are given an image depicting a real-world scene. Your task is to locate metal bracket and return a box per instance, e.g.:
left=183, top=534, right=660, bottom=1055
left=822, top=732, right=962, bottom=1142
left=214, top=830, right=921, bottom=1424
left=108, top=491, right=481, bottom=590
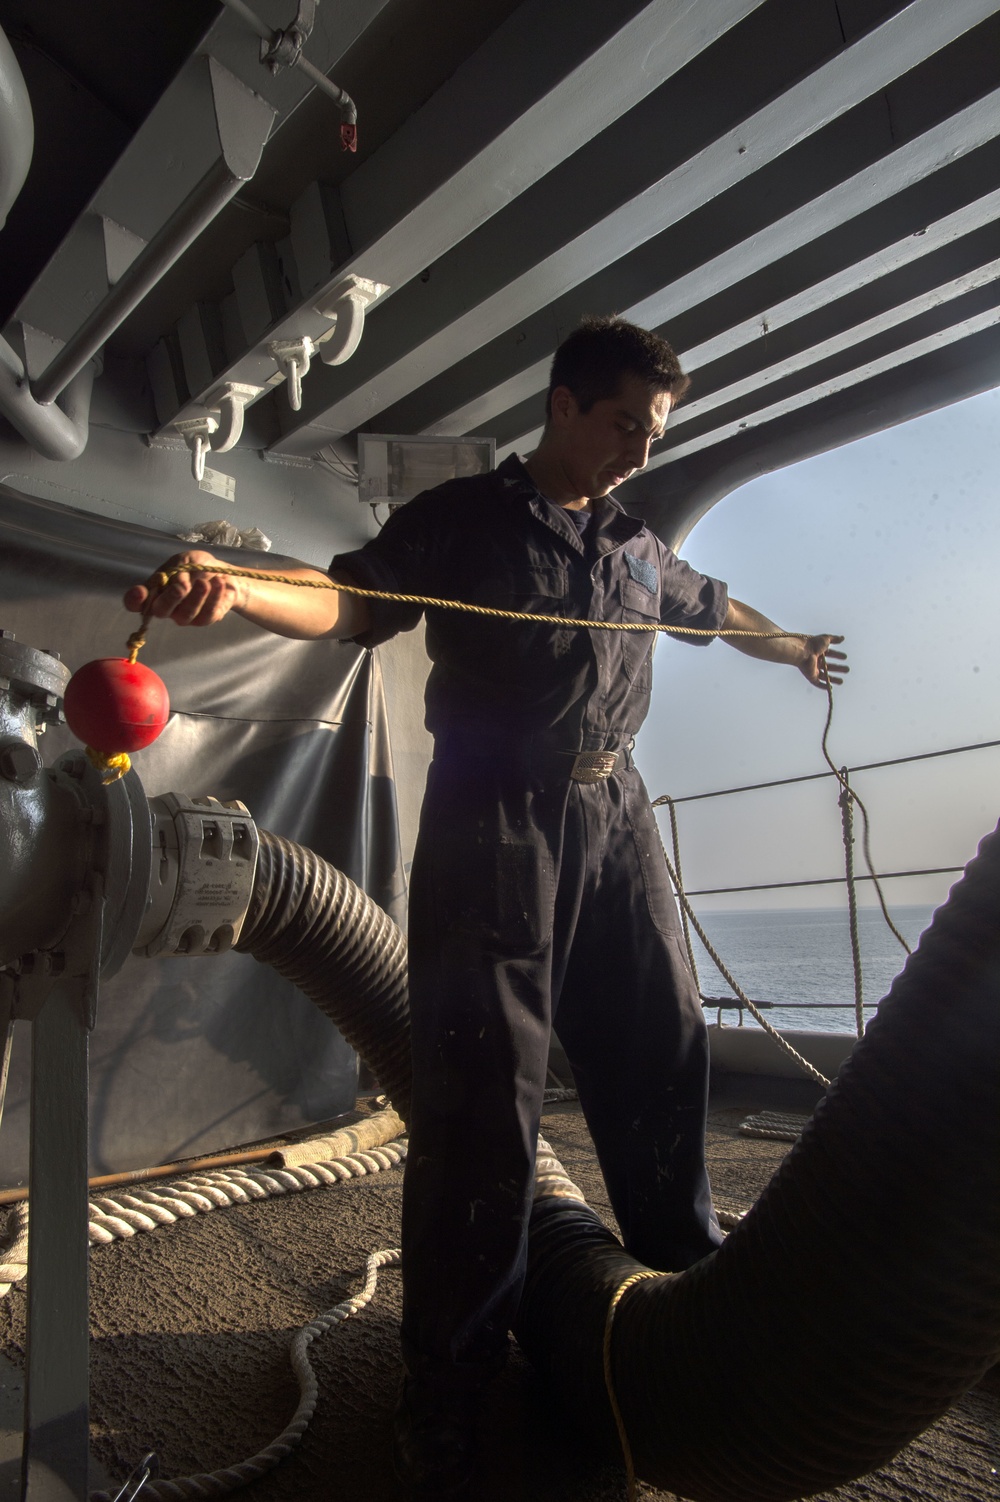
left=173, top=414, right=219, bottom=482
left=314, top=276, right=389, bottom=366
left=134, top=793, right=259, bottom=959
left=260, top=0, right=317, bottom=71
left=267, top=336, right=315, bottom=411
left=205, top=382, right=263, bottom=452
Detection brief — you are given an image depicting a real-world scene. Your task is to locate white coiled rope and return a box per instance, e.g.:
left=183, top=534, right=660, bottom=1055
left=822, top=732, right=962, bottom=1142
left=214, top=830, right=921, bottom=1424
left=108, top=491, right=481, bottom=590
left=0, top=1145, right=407, bottom=1295
left=91, top=1246, right=403, bottom=1501
left=0, top=1142, right=408, bottom=1499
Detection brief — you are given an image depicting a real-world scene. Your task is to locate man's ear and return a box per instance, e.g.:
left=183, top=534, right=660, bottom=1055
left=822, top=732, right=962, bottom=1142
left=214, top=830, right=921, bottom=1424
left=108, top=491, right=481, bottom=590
left=548, top=385, right=579, bottom=427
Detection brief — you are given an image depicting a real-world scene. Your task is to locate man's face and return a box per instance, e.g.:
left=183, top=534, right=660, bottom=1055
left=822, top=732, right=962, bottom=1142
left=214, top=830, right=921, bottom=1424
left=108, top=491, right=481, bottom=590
left=551, top=374, right=674, bottom=499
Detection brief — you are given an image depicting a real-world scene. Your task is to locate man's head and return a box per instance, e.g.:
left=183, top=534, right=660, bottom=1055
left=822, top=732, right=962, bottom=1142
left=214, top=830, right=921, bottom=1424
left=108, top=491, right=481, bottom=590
left=535, top=317, right=689, bottom=502
left=544, top=317, right=689, bottom=422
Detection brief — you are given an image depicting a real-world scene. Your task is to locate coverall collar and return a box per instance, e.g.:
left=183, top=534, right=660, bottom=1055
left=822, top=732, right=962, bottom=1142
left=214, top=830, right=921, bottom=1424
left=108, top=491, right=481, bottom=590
left=496, top=454, right=645, bottom=557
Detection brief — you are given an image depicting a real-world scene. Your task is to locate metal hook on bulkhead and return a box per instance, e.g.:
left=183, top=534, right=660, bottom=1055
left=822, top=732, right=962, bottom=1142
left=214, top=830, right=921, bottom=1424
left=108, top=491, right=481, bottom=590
left=205, top=381, right=264, bottom=452
left=268, top=336, right=315, bottom=411
left=173, top=415, right=219, bottom=482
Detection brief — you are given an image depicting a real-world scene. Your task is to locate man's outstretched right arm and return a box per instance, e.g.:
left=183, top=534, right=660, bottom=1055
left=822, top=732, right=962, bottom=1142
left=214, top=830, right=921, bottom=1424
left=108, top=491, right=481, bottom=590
left=123, top=550, right=372, bottom=641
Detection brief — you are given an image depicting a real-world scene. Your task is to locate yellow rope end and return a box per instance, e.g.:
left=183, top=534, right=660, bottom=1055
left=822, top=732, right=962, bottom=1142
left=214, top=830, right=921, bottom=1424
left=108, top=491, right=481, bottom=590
left=602, top=1269, right=667, bottom=1501
left=85, top=747, right=132, bottom=783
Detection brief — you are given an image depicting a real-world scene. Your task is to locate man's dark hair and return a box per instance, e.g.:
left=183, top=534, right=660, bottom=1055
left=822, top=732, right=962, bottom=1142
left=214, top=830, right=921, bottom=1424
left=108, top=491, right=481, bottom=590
left=545, top=316, right=690, bottom=419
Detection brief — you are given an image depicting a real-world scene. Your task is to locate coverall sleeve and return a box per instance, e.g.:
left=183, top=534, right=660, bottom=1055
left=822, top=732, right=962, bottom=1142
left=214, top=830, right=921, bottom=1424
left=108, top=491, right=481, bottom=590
left=658, top=549, right=729, bottom=645
left=330, top=492, right=437, bottom=647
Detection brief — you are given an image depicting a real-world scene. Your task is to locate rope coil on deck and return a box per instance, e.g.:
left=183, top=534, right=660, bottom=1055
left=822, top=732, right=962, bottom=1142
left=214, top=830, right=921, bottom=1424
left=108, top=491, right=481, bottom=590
left=0, top=1144, right=407, bottom=1294
left=91, top=1245, right=403, bottom=1502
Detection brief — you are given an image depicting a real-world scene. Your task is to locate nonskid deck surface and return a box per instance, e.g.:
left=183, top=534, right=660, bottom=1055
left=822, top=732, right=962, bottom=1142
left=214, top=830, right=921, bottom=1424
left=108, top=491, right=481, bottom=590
left=0, top=1095, right=996, bottom=1502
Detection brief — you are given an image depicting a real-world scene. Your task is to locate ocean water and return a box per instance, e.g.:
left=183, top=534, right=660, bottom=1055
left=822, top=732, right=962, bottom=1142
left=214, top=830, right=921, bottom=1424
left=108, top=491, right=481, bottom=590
left=686, top=904, right=937, bottom=1034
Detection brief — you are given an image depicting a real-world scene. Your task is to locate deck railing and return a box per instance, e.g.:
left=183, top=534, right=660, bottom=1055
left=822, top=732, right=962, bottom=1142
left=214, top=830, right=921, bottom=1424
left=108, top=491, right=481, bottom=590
left=653, top=736, right=1000, bottom=1018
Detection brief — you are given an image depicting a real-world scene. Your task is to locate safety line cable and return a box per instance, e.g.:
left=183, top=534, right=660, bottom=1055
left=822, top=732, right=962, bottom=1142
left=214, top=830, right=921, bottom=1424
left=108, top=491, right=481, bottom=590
left=667, top=737, right=1000, bottom=805
left=654, top=664, right=912, bottom=1065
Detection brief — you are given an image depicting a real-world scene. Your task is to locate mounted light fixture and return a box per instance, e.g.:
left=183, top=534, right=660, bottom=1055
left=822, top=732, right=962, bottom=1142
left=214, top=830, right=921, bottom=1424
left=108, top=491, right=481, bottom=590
left=357, top=432, right=495, bottom=512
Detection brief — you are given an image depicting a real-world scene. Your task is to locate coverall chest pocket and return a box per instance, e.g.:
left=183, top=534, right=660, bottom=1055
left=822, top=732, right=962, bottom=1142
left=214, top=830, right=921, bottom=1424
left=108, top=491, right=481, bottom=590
left=620, top=578, right=659, bottom=685
left=505, top=565, right=573, bottom=662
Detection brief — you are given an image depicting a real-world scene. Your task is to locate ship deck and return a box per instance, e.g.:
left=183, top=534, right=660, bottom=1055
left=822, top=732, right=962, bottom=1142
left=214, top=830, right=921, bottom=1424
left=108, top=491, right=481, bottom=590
left=0, top=1080, right=996, bottom=1502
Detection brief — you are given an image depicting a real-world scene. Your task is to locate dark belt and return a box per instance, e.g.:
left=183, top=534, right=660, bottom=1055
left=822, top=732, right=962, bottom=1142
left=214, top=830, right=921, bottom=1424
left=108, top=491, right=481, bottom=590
left=434, top=731, right=632, bottom=782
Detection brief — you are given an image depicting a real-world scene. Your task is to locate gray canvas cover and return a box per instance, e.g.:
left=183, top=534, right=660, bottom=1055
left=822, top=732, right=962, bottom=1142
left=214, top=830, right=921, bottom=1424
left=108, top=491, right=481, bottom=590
left=0, top=483, right=407, bottom=1185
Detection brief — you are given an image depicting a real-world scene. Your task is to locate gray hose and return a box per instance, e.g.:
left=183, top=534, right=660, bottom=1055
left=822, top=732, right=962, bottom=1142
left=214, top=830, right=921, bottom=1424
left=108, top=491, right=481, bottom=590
left=234, top=829, right=411, bottom=1121
left=515, top=820, right=1000, bottom=1499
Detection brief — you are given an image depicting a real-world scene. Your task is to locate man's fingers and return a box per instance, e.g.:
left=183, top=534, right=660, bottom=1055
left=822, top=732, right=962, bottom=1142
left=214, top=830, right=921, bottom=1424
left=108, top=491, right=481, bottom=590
left=123, top=584, right=151, bottom=612
left=823, top=648, right=848, bottom=660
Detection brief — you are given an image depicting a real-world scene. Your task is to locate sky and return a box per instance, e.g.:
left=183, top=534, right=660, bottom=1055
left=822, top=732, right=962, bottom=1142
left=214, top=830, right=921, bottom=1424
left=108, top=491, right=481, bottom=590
left=635, top=384, right=1000, bottom=913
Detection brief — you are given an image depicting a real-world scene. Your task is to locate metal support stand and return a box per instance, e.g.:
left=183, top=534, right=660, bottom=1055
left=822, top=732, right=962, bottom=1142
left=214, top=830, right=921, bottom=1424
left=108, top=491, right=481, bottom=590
left=21, top=979, right=91, bottom=1502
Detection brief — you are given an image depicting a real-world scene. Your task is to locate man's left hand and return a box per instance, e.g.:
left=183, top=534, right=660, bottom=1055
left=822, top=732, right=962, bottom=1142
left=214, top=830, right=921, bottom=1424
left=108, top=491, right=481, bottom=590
left=800, top=635, right=849, bottom=688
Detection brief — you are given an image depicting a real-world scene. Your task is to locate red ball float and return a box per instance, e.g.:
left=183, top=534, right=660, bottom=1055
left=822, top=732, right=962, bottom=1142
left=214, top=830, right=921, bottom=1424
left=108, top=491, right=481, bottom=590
left=64, top=658, right=170, bottom=754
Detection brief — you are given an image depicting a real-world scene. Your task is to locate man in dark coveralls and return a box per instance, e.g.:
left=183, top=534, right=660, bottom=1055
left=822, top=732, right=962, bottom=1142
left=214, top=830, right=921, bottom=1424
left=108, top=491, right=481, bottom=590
left=126, top=318, right=847, bottom=1497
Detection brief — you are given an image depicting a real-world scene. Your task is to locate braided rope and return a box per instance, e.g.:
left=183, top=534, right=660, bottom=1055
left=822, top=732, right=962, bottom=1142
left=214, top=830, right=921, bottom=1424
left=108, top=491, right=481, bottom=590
left=129, top=563, right=801, bottom=650
left=838, top=771, right=867, bottom=1039
left=649, top=825, right=831, bottom=1088
left=0, top=1202, right=28, bottom=1297
left=91, top=1247, right=402, bottom=1501
left=0, top=1146, right=406, bottom=1291
left=819, top=674, right=911, bottom=956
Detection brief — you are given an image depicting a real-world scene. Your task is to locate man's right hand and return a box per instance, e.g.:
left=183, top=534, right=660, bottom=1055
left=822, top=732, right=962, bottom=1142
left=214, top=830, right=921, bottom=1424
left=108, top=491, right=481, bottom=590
left=123, top=551, right=243, bottom=628
left=123, top=552, right=372, bottom=641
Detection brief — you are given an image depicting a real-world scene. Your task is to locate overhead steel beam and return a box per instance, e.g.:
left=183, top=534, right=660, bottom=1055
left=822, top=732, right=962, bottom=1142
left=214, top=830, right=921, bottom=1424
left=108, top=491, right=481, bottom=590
left=483, top=88, right=1000, bottom=459
left=629, top=320, right=1000, bottom=550
left=157, top=0, right=767, bottom=429
left=273, top=0, right=1000, bottom=453
left=12, top=0, right=390, bottom=360
left=677, top=186, right=1000, bottom=374
left=31, top=61, right=277, bottom=406
left=429, top=117, right=1000, bottom=439
left=667, top=257, right=1000, bottom=435
left=644, top=298, right=1000, bottom=468
left=495, top=249, right=996, bottom=459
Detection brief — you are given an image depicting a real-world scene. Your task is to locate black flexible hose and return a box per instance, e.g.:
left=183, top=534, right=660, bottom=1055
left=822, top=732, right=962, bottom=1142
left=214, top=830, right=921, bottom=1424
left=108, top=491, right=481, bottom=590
left=234, top=829, right=411, bottom=1121
left=516, top=821, right=1000, bottom=1499
left=233, top=819, right=999, bottom=1497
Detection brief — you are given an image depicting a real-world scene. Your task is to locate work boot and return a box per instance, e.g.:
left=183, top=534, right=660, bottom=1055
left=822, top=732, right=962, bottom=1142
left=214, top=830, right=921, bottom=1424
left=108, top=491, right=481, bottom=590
left=391, top=1370, right=480, bottom=1496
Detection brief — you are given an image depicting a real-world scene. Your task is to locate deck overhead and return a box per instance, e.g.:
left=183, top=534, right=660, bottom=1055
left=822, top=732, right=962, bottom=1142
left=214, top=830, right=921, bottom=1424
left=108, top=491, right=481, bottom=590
left=1, top=0, right=998, bottom=543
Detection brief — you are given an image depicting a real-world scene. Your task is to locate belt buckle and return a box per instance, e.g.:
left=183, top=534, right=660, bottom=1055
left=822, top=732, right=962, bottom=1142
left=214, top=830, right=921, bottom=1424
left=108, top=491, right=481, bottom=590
left=569, top=750, right=618, bottom=783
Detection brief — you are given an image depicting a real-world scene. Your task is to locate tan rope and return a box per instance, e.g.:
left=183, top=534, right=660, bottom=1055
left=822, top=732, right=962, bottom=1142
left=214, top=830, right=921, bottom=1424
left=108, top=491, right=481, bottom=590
left=819, top=671, right=911, bottom=956
left=838, top=768, right=867, bottom=1039
left=127, top=562, right=804, bottom=657
left=603, top=1269, right=667, bottom=1502
left=650, top=825, right=832, bottom=1088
